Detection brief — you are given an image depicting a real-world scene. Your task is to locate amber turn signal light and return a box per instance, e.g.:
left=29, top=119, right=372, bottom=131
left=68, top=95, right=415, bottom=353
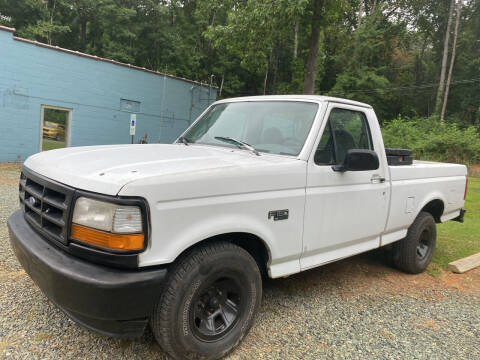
left=71, top=224, right=144, bottom=251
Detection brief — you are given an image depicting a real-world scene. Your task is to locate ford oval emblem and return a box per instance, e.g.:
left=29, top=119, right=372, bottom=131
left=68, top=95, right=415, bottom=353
left=28, top=196, right=37, bottom=206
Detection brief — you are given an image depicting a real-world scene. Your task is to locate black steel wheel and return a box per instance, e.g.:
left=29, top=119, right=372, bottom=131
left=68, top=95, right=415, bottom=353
left=190, top=277, right=242, bottom=342
left=416, top=228, right=432, bottom=260
left=151, top=242, right=262, bottom=360
left=393, top=211, right=437, bottom=274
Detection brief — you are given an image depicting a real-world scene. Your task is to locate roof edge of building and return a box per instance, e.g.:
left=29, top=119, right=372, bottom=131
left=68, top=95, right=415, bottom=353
left=0, top=25, right=216, bottom=89
left=0, top=25, right=15, bottom=33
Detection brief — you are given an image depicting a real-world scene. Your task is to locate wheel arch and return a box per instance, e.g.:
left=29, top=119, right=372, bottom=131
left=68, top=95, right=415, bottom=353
left=419, top=198, right=445, bottom=223
left=173, top=232, right=271, bottom=278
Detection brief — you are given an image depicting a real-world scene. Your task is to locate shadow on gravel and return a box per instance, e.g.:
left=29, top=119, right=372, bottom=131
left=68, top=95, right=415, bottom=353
left=263, top=248, right=480, bottom=301
left=263, top=249, right=393, bottom=295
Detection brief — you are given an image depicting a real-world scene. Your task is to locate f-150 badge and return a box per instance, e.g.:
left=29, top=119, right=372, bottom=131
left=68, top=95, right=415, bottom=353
left=268, top=209, right=289, bottom=221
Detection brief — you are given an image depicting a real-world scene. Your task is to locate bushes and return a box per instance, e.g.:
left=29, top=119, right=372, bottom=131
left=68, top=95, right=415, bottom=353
left=381, top=116, right=480, bottom=165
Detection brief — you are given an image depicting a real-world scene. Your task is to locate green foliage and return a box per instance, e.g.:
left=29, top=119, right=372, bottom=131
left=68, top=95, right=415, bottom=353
left=0, top=11, right=12, bottom=26
left=203, top=0, right=311, bottom=94
left=19, top=20, right=70, bottom=43
left=330, top=69, right=391, bottom=120
left=327, top=9, right=415, bottom=121
left=382, top=116, right=480, bottom=165
left=0, top=0, right=479, bottom=128
left=86, top=1, right=137, bottom=63
left=42, top=139, right=65, bottom=151
left=44, top=108, right=67, bottom=125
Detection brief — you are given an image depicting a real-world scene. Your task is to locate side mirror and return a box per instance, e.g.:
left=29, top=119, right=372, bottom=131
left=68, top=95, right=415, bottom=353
left=332, top=149, right=379, bottom=172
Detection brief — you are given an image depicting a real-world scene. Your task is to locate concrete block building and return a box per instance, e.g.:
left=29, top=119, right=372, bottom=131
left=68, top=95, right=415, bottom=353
left=0, top=25, right=216, bottom=161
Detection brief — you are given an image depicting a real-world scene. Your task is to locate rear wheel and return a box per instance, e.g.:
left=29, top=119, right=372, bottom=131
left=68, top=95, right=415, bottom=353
left=151, top=242, right=262, bottom=360
left=392, top=211, right=437, bottom=274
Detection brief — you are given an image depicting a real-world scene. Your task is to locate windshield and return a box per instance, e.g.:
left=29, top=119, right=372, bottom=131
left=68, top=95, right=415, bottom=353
left=181, top=101, right=319, bottom=156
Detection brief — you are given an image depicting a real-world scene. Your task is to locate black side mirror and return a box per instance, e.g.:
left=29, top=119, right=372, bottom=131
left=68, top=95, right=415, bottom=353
left=332, top=149, right=379, bottom=172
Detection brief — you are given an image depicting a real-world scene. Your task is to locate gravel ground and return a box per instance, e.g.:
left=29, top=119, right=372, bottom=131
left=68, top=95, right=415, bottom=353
left=1, top=164, right=479, bottom=360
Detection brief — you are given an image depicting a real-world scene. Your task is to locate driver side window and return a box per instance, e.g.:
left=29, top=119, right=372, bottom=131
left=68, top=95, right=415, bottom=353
left=314, top=108, right=373, bottom=165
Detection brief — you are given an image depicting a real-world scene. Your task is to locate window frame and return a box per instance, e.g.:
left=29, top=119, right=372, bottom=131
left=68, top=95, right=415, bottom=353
left=39, top=104, right=72, bottom=151
left=179, top=100, right=321, bottom=158
left=314, top=106, right=374, bottom=166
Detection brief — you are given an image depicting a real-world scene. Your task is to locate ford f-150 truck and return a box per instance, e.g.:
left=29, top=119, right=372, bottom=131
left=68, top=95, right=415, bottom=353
left=8, top=95, right=467, bottom=360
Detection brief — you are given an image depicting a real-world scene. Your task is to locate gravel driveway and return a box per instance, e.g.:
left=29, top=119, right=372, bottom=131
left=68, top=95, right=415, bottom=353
left=1, top=164, right=479, bottom=360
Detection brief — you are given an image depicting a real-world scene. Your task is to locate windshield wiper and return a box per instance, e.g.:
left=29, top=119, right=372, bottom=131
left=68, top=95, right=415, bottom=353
left=177, top=136, right=190, bottom=146
left=214, top=136, right=260, bottom=156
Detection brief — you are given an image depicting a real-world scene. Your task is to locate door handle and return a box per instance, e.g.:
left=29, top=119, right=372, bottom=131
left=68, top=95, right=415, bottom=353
left=371, top=174, right=385, bottom=184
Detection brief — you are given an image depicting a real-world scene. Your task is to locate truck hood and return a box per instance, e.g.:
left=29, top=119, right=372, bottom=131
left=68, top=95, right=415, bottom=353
left=24, top=144, right=298, bottom=196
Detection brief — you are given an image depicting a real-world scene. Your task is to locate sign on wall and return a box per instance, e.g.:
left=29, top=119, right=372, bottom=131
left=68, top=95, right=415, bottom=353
left=121, top=99, right=141, bottom=112
left=130, top=114, right=136, bottom=135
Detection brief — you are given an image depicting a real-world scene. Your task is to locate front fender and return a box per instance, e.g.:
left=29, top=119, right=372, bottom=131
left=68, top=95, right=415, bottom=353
left=137, top=190, right=306, bottom=278
left=161, top=213, right=274, bottom=263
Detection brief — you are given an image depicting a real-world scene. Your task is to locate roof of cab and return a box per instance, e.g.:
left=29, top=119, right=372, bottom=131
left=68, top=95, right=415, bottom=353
left=214, top=95, right=372, bottom=109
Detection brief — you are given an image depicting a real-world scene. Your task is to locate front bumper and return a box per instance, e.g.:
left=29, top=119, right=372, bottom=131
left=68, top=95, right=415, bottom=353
left=7, top=210, right=167, bottom=338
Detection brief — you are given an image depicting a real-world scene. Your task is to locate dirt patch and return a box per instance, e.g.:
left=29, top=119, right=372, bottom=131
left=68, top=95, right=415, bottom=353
left=286, top=251, right=480, bottom=301
left=440, top=267, right=480, bottom=295
left=0, top=162, right=22, bottom=171
left=469, top=164, right=480, bottom=177
left=0, top=176, right=19, bottom=185
left=415, top=318, right=445, bottom=331
left=0, top=270, right=26, bottom=281
left=0, top=163, right=21, bottom=185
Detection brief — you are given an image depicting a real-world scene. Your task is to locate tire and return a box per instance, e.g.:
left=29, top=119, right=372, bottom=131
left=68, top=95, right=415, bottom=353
left=152, top=242, right=262, bottom=360
left=392, top=211, right=437, bottom=274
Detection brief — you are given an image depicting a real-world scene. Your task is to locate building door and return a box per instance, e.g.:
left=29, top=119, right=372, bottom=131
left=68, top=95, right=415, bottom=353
left=40, top=105, right=72, bottom=151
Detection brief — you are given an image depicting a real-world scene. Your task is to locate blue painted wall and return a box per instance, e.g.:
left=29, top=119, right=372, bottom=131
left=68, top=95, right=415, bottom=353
left=0, top=27, right=216, bottom=161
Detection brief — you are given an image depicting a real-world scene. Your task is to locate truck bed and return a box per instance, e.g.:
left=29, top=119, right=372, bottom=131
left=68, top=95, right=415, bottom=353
left=389, top=160, right=467, bottom=180
left=382, top=160, right=467, bottom=246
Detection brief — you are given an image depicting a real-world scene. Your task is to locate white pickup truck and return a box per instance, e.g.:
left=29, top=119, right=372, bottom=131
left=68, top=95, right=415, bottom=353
left=8, top=95, right=467, bottom=360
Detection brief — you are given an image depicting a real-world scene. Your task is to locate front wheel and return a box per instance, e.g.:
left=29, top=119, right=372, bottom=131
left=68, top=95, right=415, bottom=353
left=151, top=242, right=262, bottom=360
left=392, top=211, right=437, bottom=274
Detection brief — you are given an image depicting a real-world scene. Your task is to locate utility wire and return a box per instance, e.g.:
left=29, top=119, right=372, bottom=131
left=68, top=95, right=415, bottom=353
left=227, top=78, right=480, bottom=97
left=324, top=78, right=480, bottom=96
left=1, top=90, right=201, bottom=125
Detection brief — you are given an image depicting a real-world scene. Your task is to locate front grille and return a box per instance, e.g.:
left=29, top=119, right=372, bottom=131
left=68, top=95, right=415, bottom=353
left=19, top=168, right=74, bottom=245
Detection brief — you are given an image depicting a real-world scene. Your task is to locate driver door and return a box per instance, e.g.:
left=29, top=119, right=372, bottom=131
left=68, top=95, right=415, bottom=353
left=300, top=103, right=389, bottom=270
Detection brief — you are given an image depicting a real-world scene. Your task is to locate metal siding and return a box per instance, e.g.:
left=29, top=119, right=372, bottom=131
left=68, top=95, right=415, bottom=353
left=0, top=29, right=216, bottom=161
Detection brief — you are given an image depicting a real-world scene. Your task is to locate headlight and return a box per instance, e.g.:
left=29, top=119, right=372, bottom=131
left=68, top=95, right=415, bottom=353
left=72, top=197, right=142, bottom=233
left=71, top=197, right=144, bottom=251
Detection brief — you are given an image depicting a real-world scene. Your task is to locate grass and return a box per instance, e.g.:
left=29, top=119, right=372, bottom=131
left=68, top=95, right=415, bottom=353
left=42, top=139, right=65, bottom=151
left=430, top=177, right=480, bottom=273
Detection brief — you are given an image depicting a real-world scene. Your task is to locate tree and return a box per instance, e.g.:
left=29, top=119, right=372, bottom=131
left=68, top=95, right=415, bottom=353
left=303, top=0, right=324, bottom=94
left=9, top=0, right=71, bottom=44
left=70, top=0, right=98, bottom=51
left=440, top=0, right=462, bottom=122
left=204, top=0, right=310, bottom=95
left=435, top=0, right=455, bottom=114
